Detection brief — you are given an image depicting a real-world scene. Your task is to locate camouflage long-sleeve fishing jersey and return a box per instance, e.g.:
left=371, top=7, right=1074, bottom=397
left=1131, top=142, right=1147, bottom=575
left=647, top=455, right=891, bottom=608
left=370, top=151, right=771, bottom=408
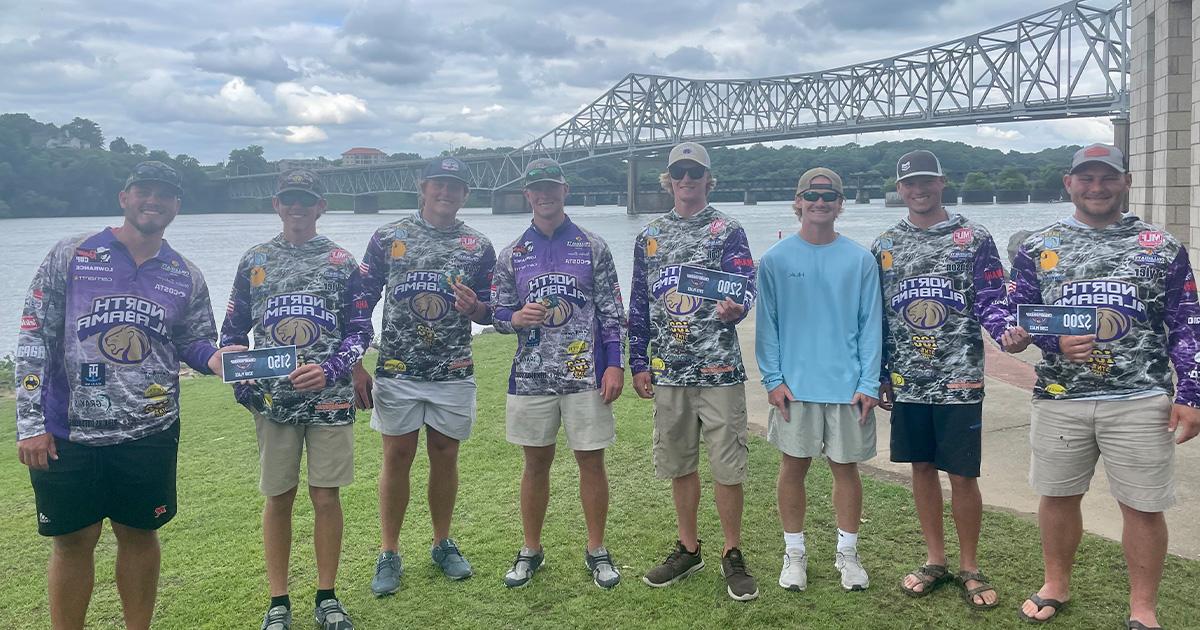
left=360, top=213, right=495, bottom=382
left=492, top=217, right=626, bottom=396
left=1010, top=216, right=1200, bottom=406
left=872, top=215, right=1013, bottom=404
left=629, top=205, right=756, bottom=387
left=16, top=229, right=218, bottom=445
left=221, top=235, right=372, bottom=426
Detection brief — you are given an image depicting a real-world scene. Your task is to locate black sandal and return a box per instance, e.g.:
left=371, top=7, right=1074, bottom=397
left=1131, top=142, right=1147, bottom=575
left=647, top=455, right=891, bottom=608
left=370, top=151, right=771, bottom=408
left=1018, top=592, right=1068, bottom=623
left=1126, top=620, right=1163, bottom=630
left=956, top=570, right=999, bottom=611
left=900, top=564, right=950, bottom=597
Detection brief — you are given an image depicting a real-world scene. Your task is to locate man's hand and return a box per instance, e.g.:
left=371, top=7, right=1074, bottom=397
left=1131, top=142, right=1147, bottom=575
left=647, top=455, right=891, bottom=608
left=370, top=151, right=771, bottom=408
left=17, top=433, right=57, bottom=470
left=452, top=281, right=486, bottom=320
left=851, top=392, right=879, bottom=425
left=512, top=302, right=548, bottom=328
left=1169, top=404, right=1200, bottom=444
left=206, top=344, right=248, bottom=378
left=633, top=372, right=654, bottom=399
left=352, top=363, right=374, bottom=410
left=601, top=366, right=624, bottom=403
left=878, top=381, right=895, bottom=411
left=1001, top=326, right=1033, bottom=353
left=716, top=297, right=745, bottom=323
left=1059, top=334, right=1096, bottom=363
left=768, top=383, right=795, bottom=421
left=289, top=363, right=327, bottom=392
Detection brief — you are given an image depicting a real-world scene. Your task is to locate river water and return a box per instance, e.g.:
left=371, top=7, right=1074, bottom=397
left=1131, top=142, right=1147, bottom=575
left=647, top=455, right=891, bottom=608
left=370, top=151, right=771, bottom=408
left=1, top=200, right=1072, bottom=354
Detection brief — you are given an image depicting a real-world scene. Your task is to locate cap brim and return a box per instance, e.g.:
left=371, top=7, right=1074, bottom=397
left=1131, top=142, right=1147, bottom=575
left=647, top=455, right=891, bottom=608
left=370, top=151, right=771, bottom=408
left=422, top=174, right=470, bottom=184
left=125, top=178, right=183, bottom=194
left=524, top=177, right=566, bottom=187
left=276, top=187, right=323, bottom=200
left=1069, top=160, right=1124, bottom=174
left=667, top=157, right=710, bottom=169
left=896, top=171, right=943, bottom=182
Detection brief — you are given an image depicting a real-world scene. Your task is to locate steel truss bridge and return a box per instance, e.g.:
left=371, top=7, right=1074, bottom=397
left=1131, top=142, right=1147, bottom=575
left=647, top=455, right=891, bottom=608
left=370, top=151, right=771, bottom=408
left=222, top=0, right=1129, bottom=200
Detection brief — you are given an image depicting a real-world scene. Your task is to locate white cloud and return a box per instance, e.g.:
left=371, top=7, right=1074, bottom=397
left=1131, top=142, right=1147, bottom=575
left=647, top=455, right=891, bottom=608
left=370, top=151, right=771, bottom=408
left=274, top=125, right=328, bottom=144
left=274, top=83, right=371, bottom=125
left=125, top=74, right=275, bottom=125
left=409, top=130, right=494, bottom=149
left=977, top=126, right=1023, bottom=141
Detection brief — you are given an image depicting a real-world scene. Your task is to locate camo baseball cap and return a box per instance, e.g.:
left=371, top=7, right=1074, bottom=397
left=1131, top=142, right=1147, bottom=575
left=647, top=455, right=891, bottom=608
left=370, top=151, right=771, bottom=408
left=523, top=158, right=567, bottom=186
left=276, top=168, right=325, bottom=199
left=422, top=157, right=471, bottom=184
left=124, top=161, right=182, bottom=194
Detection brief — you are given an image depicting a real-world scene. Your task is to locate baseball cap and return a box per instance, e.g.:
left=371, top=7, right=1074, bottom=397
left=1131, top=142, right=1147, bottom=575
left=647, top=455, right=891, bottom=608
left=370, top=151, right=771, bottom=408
left=124, top=161, right=182, bottom=194
left=667, top=142, right=711, bottom=169
left=422, top=157, right=471, bottom=184
left=275, top=168, right=325, bottom=200
left=523, top=158, right=567, bottom=186
left=796, top=167, right=844, bottom=196
left=896, top=150, right=944, bottom=182
left=1069, top=143, right=1126, bottom=174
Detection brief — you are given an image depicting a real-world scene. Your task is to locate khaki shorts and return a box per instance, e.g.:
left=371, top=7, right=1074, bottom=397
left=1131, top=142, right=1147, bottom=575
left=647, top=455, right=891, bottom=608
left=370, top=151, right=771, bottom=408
left=1029, top=395, right=1175, bottom=512
left=653, top=384, right=748, bottom=485
left=371, top=378, right=476, bottom=441
left=768, top=401, right=877, bottom=464
left=254, top=415, right=355, bottom=497
left=506, top=389, right=615, bottom=451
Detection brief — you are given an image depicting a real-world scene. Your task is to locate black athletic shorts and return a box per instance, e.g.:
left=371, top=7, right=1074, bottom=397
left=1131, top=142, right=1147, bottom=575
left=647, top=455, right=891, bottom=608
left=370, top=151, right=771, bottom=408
left=889, top=402, right=982, bottom=478
left=29, top=422, right=180, bottom=537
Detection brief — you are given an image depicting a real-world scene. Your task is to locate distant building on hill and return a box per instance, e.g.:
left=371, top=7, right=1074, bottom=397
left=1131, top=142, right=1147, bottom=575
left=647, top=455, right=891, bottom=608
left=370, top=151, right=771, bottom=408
left=341, top=147, right=387, bottom=166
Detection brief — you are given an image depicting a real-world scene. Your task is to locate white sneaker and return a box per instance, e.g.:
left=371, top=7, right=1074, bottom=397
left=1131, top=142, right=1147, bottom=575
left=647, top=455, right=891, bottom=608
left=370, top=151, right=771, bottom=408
left=778, top=548, right=807, bottom=591
left=835, top=550, right=869, bottom=591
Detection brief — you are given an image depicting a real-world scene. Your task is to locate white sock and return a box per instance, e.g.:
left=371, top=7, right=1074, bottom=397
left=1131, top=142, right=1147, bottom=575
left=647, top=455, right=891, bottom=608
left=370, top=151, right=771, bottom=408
left=783, top=531, right=806, bottom=554
left=837, top=529, right=858, bottom=553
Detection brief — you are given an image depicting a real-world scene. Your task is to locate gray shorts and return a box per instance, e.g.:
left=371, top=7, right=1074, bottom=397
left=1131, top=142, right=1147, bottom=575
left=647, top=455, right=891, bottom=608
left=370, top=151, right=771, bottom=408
left=370, top=378, right=476, bottom=442
left=1030, top=395, right=1175, bottom=512
left=767, top=401, right=877, bottom=464
left=506, top=389, right=615, bottom=451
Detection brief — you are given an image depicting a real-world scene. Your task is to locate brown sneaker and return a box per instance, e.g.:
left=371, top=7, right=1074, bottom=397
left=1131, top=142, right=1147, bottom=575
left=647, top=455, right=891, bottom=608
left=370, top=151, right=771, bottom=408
left=642, top=540, right=704, bottom=587
left=720, top=547, right=759, bottom=601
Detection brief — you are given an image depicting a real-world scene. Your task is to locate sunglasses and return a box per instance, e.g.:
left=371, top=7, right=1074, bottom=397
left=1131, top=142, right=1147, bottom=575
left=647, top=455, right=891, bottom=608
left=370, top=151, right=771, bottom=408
left=525, top=166, right=563, bottom=181
left=799, top=190, right=842, bottom=202
left=278, top=191, right=319, bottom=207
left=669, top=164, right=708, bottom=180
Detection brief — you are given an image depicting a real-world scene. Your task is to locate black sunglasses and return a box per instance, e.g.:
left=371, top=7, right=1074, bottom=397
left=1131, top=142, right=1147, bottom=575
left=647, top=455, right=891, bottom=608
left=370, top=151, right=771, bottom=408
left=800, top=190, right=841, bottom=202
left=525, top=166, right=563, bottom=180
left=669, top=164, right=707, bottom=180
left=278, top=191, right=319, bottom=207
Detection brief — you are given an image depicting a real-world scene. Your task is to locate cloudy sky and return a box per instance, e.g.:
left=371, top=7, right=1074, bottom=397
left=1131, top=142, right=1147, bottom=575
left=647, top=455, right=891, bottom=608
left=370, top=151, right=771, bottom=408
left=0, top=0, right=1120, bottom=164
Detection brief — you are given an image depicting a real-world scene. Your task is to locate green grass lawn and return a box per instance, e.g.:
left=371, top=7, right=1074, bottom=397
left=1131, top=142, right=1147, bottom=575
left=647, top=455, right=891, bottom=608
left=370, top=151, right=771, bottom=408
left=2, top=333, right=1197, bottom=628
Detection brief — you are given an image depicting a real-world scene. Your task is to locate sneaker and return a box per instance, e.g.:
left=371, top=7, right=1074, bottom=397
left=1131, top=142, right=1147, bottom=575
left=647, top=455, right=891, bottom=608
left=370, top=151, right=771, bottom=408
left=260, top=605, right=291, bottom=630
left=585, top=546, right=621, bottom=589
left=370, top=550, right=403, bottom=596
left=835, top=550, right=869, bottom=591
left=720, top=547, right=759, bottom=601
left=313, top=598, right=353, bottom=630
left=778, top=548, right=808, bottom=591
left=642, top=540, right=704, bottom=587
left=432, top=538, right=473, bottom=580
left=503, top=547, right=544, bottom=588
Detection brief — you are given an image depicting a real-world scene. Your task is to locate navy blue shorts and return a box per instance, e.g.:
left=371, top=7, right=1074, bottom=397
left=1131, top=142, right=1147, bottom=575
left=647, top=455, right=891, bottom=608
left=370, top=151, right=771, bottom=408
left=29, top=422, right=179, bottom=537
left=889, top=402, right=982, bottom=478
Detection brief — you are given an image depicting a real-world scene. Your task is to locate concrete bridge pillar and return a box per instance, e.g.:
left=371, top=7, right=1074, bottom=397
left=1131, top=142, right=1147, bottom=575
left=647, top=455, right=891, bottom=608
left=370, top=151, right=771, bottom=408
left=856, top=188, right=870, bottom=204
left=743, top=190, right=757, bottom=205
left=260, top=197, right=275, bottom=212
left=491, top=189, right=530, bottom=214
left=352, top=194, right=379, bottom=214
left=583, top=194, right=596, bottom=207
left=626, top=160, right=640, bottom=214
left=617, top=193, right=626, bottom=207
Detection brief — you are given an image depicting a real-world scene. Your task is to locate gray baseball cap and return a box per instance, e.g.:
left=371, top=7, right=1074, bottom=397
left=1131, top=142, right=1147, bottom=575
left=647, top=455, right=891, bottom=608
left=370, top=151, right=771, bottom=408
left=1069, top=143, right=1126, bottom=174
left=523, top=158, right=567, bottom=186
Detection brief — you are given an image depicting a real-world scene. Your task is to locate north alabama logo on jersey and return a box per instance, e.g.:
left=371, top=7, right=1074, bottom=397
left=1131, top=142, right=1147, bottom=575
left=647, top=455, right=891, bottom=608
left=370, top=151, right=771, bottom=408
left=527, top=273, right=587, bottom=328
left=889, top=275, right=968, bottom=330
left=1055, top=280, right=1147, bottom=342
left=76, top=295, right=169, bottom=364
left=263, top=293, right=338, bottom=348
left=394, top=270, right=455, bottom=322
left=650, top=265, right=703, bottom=317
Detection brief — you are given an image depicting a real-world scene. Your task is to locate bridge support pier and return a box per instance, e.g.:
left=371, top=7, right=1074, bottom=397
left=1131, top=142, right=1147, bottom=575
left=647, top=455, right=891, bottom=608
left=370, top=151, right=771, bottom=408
left=743, top=190, right=757, bottom=205
left=491, top=189, right=530, bottom=214
left=856, top=189, right=870, bottom=204
left=352, top=194, right=379, bottom=214
left=583, top=194, right=596, bottom=207
left=626, top=160, right=640, bottom=214
left=617, top=193, right=626, bottom=207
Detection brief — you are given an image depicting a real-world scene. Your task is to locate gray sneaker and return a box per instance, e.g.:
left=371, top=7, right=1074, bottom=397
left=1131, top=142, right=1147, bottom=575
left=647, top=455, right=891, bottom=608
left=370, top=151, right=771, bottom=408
left=643, top=540, right=704, bottom=587
left=260, top=605, right=291, bottom=630
left=585, top=546, right=621, bottom=589
left=778, top=548, right=808, bottom=591
left=370, top=550, right=403, bottom=596
left=503, top=547, right=544, bottom=588
left=719, top=547, right=760, bottom=601
left=314, top=598, right=353, bottom=630
left=432, top=538, right=473, bottom=580
left=835, top=550, right=869, bottom=591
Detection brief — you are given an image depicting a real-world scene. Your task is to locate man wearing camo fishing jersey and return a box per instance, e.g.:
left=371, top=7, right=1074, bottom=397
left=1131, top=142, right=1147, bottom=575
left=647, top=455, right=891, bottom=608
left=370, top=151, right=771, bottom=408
left=16, top=161, right=239, bottom=630
left=873, top=149, right=1028, bottom=611
left=492, top=158, right=626, bottom=590
left=355, top=157, right=496, bottom=594
left=1010, top=144, right=1200, bottom=629
left=631, top=142, right=760, bottom=602
left=222, top=169, right=372, bottom=630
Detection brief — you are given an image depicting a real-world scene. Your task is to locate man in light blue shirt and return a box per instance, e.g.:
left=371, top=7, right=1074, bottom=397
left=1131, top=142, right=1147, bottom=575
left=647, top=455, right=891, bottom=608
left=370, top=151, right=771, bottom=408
left=756, top=167, right=882, bottom=594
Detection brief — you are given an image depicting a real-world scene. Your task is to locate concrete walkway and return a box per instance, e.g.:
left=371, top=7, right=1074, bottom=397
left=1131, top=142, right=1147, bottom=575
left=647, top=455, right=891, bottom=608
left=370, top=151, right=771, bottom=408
left=736, top=318, right=1200, bottom=559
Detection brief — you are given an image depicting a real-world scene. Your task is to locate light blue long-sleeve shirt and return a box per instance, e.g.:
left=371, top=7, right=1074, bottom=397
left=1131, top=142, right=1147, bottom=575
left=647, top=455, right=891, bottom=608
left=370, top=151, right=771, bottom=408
left=755, top=233, right=883, bottom=403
